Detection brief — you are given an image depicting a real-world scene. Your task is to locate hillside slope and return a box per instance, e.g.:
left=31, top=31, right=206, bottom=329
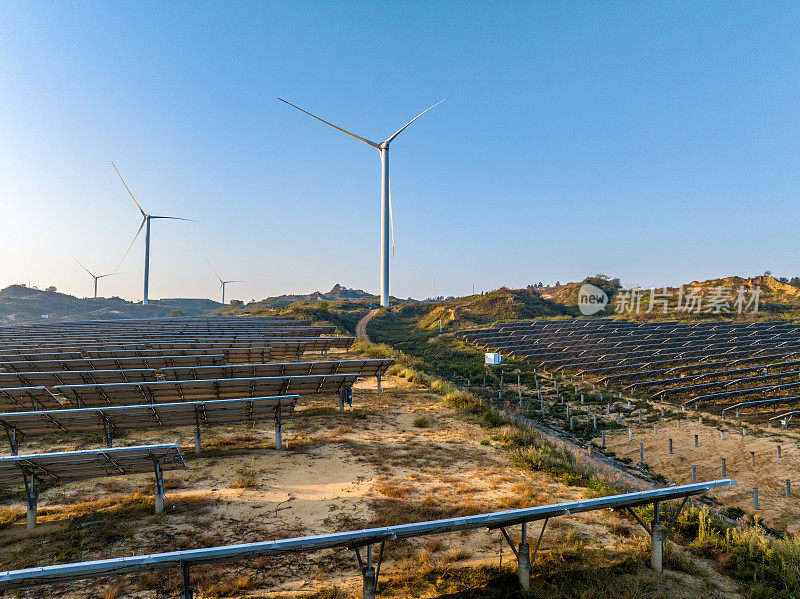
left=0, top=285, right=221, bottom=324
left=416, top=287, right=571, bottom=330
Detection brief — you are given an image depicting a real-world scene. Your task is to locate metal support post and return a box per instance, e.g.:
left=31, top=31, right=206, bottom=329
left=101, top=415, right=113, bottom=448
left=4, top=427, right=19, bottom=455
left=354, top=544, right=380, bottom=599
left=181, top=561, right=192, bottom=599
left=194, top=411, right=202, bottom=454
left=154, top=461, right=165, bottom=514
left=275, top=405, right=283, bottom=451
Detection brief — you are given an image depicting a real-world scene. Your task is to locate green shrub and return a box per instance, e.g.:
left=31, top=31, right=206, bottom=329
left=413, top=415, right=431, bottom=428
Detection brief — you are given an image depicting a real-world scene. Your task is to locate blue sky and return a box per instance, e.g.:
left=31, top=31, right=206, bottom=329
left=1, top=2, right=798, bottom=302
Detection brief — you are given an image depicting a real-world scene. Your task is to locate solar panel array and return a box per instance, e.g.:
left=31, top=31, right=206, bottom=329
left=457, top=318, right=800, bottom=417
left=0, top=316, right=393, bottom=529
left=0, top=358, right=394, bottom=388
left=0, top=444, right=186, bottom=484
left=0, top=395, right=298, bottom=452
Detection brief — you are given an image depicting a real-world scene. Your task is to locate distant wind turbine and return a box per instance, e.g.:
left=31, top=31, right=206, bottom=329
left=207, top=261, right=243, bottom=305
left=73, top=258, right=118, bottom=299
left=278, top=97, right=448, bottom=307
left=112, top=162, right=196, bottom=305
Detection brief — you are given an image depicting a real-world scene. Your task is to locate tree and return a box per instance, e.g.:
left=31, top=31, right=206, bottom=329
left=315, top=300, right=329, bottom=311
left=45, top=286, right=57, bottom=293
left=764, top=270, right=772, bottom=277
left=230, top=299, right=244, bottom=308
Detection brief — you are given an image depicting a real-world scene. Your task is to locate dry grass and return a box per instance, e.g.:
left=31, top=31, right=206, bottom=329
left=99, top=581, right=125, bottom=599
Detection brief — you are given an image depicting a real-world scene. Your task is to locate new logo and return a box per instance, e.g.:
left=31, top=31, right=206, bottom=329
left=578, top=284, right=608, bottom=316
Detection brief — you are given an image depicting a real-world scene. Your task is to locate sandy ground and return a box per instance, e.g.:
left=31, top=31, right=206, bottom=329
left=0, top=374, right=744, bottom=598
left=605, top=414, right=800, bottom=533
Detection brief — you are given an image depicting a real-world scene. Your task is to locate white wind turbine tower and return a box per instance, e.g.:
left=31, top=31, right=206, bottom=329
left=278, top=97, right=447, bottom=307
left=207, top=261, right=243, bottom=305
left=73, top=258, right=118, bottom=299
left=112, top=162, right=196, bottom=305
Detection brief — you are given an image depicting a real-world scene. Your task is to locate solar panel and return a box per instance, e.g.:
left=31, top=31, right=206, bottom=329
left=50, top=374, right=359, bottom=409
left=161, top=358, right=392, bottom=381
left=0, top=386, right=61, bottom=411
left=0, top=354, right=226, bottom=373
left=0, top=443, right=186, bottom=484
left=0, top=479, right=735, bottom=590
left=0, top=338, right=354, bottom=360
left=0, top=395, right=299, bottom=453
left=0, top=358, right=387, bottom=398
left=0, top=368, right=159, bottom=388
left=0, top=443, right=187, bottom=528
left=0, top=327, right=337, bottom=346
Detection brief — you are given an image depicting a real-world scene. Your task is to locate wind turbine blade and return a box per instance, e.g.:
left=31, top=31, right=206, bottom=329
left=111, top=161, right=146, bottom=217
left=97, top=273, right=118, bottom=279
left=277, top=98, right=380, bottom=148
left=149, top=215, right=197, bottom=222
left=73, top=257, right=95, bottom=278
left=224, top=280, right=245, bottom=284
left=389, top=179, right=395, bottom=258
left=206, top=260, right=223, bottom=283
left=384, top=97, right=449, bottom=144
left=117, top=217, right=146, bottom=270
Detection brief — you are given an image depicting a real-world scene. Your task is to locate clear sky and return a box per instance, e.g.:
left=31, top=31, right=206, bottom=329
left=1, top=2, right=798, bottom=302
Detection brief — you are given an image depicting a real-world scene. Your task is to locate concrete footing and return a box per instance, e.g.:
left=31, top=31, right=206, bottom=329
left=517, top=541, right=530, bottom=591
left=26, top=503, right=37, bottom=531
left=362, top=567, right=376, bottom=599
left=23, top=472, right=37, bottom=531
left=651, top=523, right=663, bottom=574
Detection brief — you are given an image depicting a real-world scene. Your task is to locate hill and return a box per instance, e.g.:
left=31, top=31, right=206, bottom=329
left=0, top=285, right=221, bottom=325
left=415, top=287, right=570, bottom=330
left=537, top=274, right=800, bottom=318
left=226, top=283, right=376, bottom=311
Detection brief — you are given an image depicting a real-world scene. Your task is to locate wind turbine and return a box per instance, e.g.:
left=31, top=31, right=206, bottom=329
left=112, top=162, right=195, bottom=305
left=73, top=258, right=117, bottom=299
left=278, top=97, right=447, bottom=307
left=207, top=261, right=243, bottom=305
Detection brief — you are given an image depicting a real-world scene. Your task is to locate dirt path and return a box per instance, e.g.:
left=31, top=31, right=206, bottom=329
left=356, top=308, right=380, bottom=340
